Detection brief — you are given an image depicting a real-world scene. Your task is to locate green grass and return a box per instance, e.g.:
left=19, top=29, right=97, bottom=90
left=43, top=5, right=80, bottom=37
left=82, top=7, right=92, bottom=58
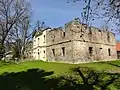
left=0, top=60, right=119, bottom=90
left=0, top=60, right=120, bottom=75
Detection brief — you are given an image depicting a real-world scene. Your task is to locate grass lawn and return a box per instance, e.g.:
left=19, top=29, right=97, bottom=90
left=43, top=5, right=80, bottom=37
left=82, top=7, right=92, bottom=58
left=0, top=60, right=119, bottom=90
left=0, top=60, right=120, bottom=75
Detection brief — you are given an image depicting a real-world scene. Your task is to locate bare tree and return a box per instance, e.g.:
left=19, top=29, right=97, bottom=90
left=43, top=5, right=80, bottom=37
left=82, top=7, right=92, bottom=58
left=9, top=14, right=31, bottom=59
left=0, top=0, right=30, bottom=59
left=68, top=0, right=120, bottom=33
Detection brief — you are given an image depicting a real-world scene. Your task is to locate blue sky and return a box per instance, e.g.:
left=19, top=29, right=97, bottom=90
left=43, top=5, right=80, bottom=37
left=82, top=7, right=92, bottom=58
left=29, top=0, right=120, bottom=40
left=30, top=0, right=82, bottom=27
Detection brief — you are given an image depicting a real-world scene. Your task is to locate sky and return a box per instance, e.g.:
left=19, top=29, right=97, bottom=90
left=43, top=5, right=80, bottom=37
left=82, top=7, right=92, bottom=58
left=29, top=0, right=120, bottom=40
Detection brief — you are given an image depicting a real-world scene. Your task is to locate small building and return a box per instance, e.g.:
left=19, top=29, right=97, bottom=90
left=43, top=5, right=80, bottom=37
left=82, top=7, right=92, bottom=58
left=116, top=42, right=120, bottom=59
left=24, top=41, right=33, bottom=59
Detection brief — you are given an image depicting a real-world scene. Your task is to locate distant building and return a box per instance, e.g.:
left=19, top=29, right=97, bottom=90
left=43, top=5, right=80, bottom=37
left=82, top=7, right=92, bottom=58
left=116, top=42, right=120, bottom=59
left=25, top=41, right=33, bottom=59
left=32, top=18, right=117, bottom=63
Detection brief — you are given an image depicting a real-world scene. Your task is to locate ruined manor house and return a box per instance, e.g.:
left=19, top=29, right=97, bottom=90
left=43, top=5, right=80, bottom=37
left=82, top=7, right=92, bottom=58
left=32, top=18, right=117, bottom=63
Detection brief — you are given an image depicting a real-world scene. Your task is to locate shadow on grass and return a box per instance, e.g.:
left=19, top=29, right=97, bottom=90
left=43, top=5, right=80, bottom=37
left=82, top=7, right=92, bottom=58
left=99, top=61, right=120, bottom=68
left=0, top=67, right=119, bottom=90
left=0, top=68, right=55, bottom=90
left=59, top=67, right=120, bottom=90
left=106, top=62, right=120, bottom=68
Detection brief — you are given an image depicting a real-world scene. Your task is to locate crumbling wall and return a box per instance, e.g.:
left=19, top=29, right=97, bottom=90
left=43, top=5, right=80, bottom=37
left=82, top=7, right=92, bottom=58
left=33, top=18, right=117, bottom=63
left=46, top=41, right=73, bottom=63
left=45, top=23, right=74, bottom=63
left=72, top=41, right=117, bottom=63
left=68, top=19, right=117, bottom=62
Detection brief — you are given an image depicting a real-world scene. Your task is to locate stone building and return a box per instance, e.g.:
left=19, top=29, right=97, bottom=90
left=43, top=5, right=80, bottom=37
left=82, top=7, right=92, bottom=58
left=25, top=41, right=33, bottom=59
left=32, top=18, right=117, bottom=63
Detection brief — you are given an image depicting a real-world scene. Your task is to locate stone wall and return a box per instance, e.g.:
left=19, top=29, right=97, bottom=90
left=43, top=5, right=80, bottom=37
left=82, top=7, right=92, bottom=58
left=32, top=18, right=117, bottom=63
left=72, top=41, right=117, bottom=63
left=46, top=41, right=73, bottom=63
left=65, top=19, right=117, bottom=63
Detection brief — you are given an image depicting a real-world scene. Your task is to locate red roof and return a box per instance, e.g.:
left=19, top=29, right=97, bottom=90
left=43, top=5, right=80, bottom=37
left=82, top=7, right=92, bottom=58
left=116, top=42, right=120, bottom=51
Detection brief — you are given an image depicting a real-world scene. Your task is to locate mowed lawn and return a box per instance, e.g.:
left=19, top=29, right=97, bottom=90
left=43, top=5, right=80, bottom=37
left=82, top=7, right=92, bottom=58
left=0, top=60, right=120, bottom=75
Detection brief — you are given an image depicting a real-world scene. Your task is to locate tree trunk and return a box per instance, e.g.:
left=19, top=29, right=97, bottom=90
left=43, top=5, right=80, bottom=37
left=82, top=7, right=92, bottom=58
left=0, top=41, right=5, bottom=60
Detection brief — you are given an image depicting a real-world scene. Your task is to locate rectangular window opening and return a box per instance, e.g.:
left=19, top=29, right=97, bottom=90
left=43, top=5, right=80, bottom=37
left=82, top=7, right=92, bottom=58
left=62, top=47, right=65, bottom=56
left=44, top=35, right=45, bottom=43
left=43, top=51, right=45, bottom=58
left=89, top=47, right=93, bottom=56
left=108, top=48, right=111, bottom=56
left=107, top=33, right=110, bottom=42
left=52, top=49, right=55, bottom=56
left=38, top=38, right=39, bottom=45
left=63, top=32, right=65, bottom=37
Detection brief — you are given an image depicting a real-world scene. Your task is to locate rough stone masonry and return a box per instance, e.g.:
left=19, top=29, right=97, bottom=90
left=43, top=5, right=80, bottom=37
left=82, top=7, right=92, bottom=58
left=32, top=18, right=117, bottom=63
